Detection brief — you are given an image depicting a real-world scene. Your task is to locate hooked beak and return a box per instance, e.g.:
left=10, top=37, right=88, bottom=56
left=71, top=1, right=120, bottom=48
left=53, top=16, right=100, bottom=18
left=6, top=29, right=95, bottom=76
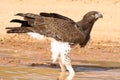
left=95, top=13, right=103, bottom=19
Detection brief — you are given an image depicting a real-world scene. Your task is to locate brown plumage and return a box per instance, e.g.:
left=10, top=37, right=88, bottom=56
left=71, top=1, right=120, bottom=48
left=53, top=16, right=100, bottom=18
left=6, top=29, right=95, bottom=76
left=6, top=11, right=103, bottom=74
left=6, top=11, right=103, bottom=47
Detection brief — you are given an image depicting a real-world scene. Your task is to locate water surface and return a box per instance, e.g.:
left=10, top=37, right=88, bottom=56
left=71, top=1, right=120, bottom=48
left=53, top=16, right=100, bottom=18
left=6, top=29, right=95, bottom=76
left=0, top=64, right=120, bottom=80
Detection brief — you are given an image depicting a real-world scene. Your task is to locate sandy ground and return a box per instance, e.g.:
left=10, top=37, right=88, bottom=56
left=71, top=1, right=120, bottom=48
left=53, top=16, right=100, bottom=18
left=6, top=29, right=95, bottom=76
left=0, top=0, right=120, bottom=67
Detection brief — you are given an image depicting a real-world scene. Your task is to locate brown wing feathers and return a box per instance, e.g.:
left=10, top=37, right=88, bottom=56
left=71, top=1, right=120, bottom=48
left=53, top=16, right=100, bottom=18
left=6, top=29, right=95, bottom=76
left=40, top=12, right=75, bottom=23
left=6, top=11, right=103, bottom=47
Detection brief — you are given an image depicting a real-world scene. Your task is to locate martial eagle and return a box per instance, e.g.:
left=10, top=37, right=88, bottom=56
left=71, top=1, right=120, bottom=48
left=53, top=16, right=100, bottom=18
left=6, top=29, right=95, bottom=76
left=6, top=11, right=103, bottom=74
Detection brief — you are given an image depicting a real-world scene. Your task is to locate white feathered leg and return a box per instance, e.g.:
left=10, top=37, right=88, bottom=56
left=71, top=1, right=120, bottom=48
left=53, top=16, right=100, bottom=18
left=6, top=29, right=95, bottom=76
left=58, top=56, right=66, bottom=72
left=51, top=41, right=75, bottom=74
left=51, top=41, right=60, bottom=63
left=51, top=41, right=66, bottom=72
left=60, top=43, right=75, bottom=74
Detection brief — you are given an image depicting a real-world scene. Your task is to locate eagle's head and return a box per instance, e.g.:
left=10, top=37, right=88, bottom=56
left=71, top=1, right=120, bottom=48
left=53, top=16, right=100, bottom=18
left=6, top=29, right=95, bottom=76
left=83, top=11, right=103, bottom=23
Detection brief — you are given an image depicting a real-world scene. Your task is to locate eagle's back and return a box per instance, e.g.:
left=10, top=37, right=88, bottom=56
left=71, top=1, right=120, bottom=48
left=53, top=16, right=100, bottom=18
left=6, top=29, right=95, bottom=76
left=6, top=13, right=85, bottom=44
left=32, top=16, right=85, bottom=43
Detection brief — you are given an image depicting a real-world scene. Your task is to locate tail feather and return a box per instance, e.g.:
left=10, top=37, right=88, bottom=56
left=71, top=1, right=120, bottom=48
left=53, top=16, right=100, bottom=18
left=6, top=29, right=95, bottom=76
left=10, top=19, right=31, bottom=27
left=6, top=27, right=31, bottom=33
left=6, top=27, right=18, bottom=29
left=15, top=13, right=25, bottom=17
left=15, top=13, right=34, bottom=19
left=10, top=19, right=25, bottom=23
left=15, top=13, right=33, bottom=19
left=15, top=13, right=38, bottom=19
left=14, top=13, right=39, bottom=27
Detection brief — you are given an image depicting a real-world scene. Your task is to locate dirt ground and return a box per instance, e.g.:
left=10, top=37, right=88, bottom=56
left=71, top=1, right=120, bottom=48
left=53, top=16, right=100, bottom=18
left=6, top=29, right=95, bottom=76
left=0, top=0, right=120, bottom=67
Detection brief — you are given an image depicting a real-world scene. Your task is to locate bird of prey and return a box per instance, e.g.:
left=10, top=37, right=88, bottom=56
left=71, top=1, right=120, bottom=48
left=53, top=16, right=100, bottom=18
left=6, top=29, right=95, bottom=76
left=6, top=11, right=103, bottom=74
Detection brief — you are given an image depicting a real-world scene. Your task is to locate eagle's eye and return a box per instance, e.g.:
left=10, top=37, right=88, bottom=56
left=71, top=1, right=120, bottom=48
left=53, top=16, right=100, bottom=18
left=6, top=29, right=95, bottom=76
left=91, top=14, right=95, bottom=17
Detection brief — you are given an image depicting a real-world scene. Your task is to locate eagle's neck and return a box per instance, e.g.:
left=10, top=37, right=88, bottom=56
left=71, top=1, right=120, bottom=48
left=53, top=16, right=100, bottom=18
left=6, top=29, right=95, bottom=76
left=84, top=22, right=94, bottom=36
left=77, top=20, right=94, bottom=36
left=77, top=20, right=95, bottom=47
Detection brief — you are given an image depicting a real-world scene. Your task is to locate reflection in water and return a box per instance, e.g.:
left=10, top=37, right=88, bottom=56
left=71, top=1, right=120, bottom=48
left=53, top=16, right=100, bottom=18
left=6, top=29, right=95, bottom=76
left=57, top=72, right=75, bottom=80
left=0, top=65, right=120, bottom=80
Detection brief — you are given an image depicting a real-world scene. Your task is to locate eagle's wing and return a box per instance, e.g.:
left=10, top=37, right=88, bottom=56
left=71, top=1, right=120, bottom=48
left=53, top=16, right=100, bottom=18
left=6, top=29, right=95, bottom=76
left=40, top=12, right=75, bottom=24
left=6, top=13, right=85, bottom=44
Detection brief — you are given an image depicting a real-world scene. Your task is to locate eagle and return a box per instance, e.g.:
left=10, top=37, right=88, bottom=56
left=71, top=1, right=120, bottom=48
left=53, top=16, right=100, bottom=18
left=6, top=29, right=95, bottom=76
left=6, top=11, right=103, bottom=74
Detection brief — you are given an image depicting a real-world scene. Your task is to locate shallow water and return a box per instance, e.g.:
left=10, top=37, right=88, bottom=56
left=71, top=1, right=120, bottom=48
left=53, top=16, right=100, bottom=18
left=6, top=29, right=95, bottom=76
left=0, top=65, right=120, bottom=80
left=0, top=66, right=60, bottom=80
left=0, top=48, right=120, bottom=80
